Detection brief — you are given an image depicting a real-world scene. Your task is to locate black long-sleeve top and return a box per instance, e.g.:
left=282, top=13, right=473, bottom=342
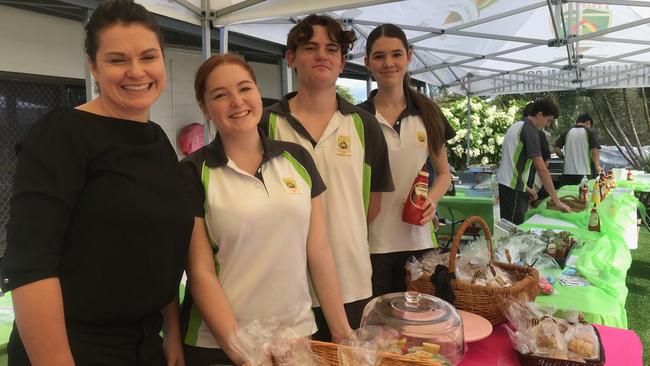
left=2, top=109, right=193, bottom=327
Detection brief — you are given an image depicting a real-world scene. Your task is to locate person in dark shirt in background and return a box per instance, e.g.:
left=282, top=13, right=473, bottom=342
left=2, top=1, right=193, bottom=364
left=521, top=102, right=552, bottom=207
left=496, top=99, right=569, bottom=224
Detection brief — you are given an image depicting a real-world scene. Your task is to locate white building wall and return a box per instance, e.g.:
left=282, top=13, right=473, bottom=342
left=0, top=5, right=85, bottom=79
left=0, top=5, right=283, bottom=158
left=250, top=61, right=282, bottom=100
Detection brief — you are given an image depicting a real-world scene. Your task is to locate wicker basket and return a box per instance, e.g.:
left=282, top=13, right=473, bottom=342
left=407, top=216, right=539, bottom=326
left=517, top=325, right=605, bottom=366
left=243, top=340, right=447, bottom=366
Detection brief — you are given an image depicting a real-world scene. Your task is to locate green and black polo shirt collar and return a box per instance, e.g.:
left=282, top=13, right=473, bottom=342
left=266, top=91, right=359, bottom=146
left=359, top=88, right=420, bottom=118
left=203, top=126, right=280, bottom=169
left=267, top=91, right=359, bottom=116
left=359, top=88, right=419, bottom=134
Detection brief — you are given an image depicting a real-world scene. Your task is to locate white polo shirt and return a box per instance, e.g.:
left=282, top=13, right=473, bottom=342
left=554, top=124, right=600, bottom=176
left=261, top=92, right=394, bottom=304
left=179, top=130, right=326, bottom=348
left=357, top=90, right=455, bottom=254
left=497, top=118, right=541, bottom=192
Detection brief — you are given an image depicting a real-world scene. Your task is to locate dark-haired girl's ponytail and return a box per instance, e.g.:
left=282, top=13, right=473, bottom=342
left=402, top=76, right=445, bottom=160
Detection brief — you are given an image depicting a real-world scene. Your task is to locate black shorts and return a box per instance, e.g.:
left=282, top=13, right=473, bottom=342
left=311, top=297, right=370, bottom=342
left=498, top=184, right=530, bottom=225
left=370, top=249, right=433, bottom=297
left=560, top=174, right=586, bottom=187
left=183, top=344, right=233, bottom=366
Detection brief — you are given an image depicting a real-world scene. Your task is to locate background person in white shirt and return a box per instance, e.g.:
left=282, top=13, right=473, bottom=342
left=554, top=113, right=602, bottom=187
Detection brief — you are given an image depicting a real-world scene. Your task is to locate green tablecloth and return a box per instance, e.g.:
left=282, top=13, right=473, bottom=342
left=616, top=179, right=650, bottom=193
left=438, top=188, right=494, bottom=232
left=534, top=282, right=624, bottom=327
left=520, top=187, right=637, bottom=328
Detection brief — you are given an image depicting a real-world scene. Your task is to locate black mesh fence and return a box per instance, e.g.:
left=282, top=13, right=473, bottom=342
left=0, top=76, right=85, bottom=256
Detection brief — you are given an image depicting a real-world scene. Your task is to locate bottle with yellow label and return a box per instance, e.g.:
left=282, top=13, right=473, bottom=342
left=591, top=180, right=601, bottom=204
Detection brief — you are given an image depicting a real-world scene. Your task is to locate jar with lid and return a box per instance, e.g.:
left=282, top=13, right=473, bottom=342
left=360, top=291, right=465, bottom=365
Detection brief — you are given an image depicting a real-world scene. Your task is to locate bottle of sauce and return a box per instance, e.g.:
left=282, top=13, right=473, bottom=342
left=627, top=169, right=634, bottom=181
left=579, top=176, right=588, bottom=201
left=403, top=171, right=429, bottom=225
left=588, top=203, right=601, bottom=232
left=446, top=178, right=456, bottom=196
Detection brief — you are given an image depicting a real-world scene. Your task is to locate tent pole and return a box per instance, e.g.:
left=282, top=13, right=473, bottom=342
left=201, top=0, right=212, bottom=144
left=366, top=75, right=372, bottom=98
left=281, top=58, right=292, bottom=95
left=465, top=75, right=472, bottom=168
left=83, top=9, right=97, bottom=103
left=466, top=95, right=471, bottom=168
left=219, top=26, right=229, bottom=53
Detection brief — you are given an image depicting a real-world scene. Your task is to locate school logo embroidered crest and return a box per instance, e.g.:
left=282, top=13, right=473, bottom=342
left=337, top=135, right=351, bottom=156
left=282, top=177, right=300, bottom=194
left=416, top=131, right=427, bottom=147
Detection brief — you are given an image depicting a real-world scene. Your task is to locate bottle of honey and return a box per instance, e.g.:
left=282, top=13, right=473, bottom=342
left=579, top=176, right=588, bottom=201
left=591, top=180, right=601, bottom=205
left=588, top=203, right=600, bottom=232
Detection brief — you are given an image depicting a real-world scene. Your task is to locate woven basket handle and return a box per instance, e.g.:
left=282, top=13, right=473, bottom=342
left=448, top=215, right=493, bottom=273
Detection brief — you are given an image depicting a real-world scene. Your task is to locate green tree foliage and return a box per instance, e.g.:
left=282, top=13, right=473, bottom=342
left=440, top=97, right=525, bottom=172
left=336, top=84, right=356, bottom=104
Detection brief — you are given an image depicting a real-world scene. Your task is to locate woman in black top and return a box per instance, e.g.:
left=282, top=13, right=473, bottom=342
left=1, top=1, right=193, bottom=365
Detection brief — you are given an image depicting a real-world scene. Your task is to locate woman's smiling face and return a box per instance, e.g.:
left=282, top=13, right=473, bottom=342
left=91, top=22, right=166, bottom=121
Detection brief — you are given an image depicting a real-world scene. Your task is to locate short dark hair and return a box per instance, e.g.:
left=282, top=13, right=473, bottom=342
left=527, top=98, right=559, bottom=119
left=522, top=102, right=534, bottom=118
left=84, top=0, right=164, bottom=64
left=286, top=14, right=356, bottom=56
left=194, top=54, right=258, bottom=105
left=576, top=113, right=593, bottom=125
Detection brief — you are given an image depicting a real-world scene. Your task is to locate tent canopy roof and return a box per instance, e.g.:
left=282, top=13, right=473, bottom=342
left=46, top=0, right=650, bottom=95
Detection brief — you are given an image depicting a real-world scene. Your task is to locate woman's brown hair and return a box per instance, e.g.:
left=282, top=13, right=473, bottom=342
left=366, top=24, right=446, bottom=160
left=194, top=53, right=258, bottom=105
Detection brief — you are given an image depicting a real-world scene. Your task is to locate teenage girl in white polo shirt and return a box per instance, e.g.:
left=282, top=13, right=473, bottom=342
left=357, top=24, right=456, bottom=296
left=178, top=54, right=351, bottom=365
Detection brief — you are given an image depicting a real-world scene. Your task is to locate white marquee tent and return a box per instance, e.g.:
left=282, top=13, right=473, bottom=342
left=137, top=0, right=650, bottom=96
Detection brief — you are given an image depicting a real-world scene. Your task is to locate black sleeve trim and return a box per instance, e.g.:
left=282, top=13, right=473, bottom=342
left=179, top=152, right=207, bottom=218
left=443, top=115, right=456, bottom=143
left=357, top=109, right=395, bottom=193
left=521, top=123, right=541, bottom=158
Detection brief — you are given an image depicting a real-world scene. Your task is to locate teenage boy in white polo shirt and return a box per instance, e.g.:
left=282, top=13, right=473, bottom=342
left=554, top=113, right=602, bottom=186
left=497, top=98, right=570, bottom=224
left=260, top=14, right=394, bottom=340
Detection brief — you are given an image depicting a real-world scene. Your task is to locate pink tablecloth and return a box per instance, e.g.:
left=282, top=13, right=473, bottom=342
left=460, top=324, right=643, bottom=366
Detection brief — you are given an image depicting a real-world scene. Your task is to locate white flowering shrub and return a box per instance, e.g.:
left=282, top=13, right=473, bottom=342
left=441, top=97, right=525, bottom=172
